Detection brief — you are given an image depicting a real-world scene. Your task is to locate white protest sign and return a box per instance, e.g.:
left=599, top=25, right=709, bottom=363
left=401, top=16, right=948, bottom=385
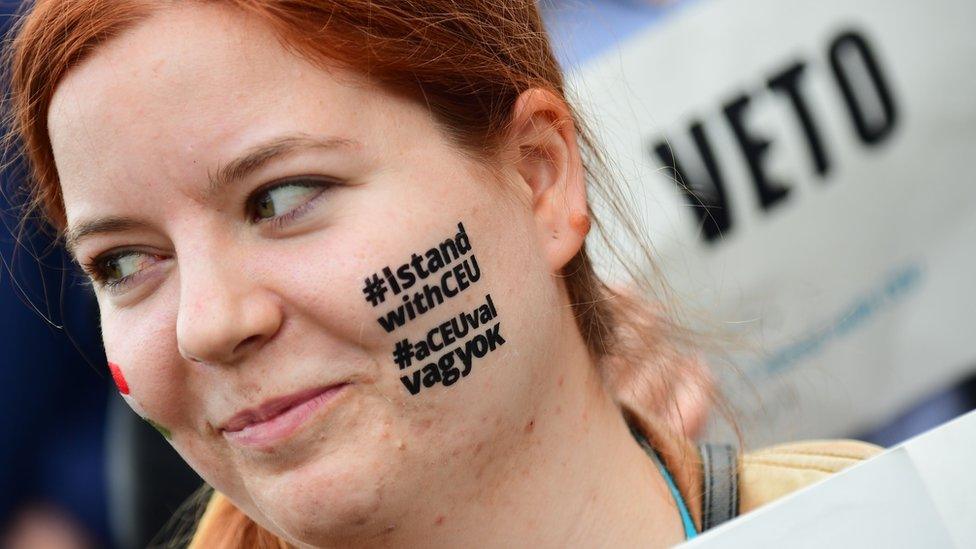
left=558, top=0, right=976, bottom=444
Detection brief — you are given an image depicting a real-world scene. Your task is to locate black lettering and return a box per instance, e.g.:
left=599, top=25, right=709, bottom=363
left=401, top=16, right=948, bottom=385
left=410, top=253, right=430, bottom=278
left=453, top=263, right=470, bottom=293
left=450, top=316, right=468, bottom=340
left=652, top=122, right=731, bottom=242
left=396, top=263, right=416, bottom=291
left=402, top=294, right=416, bottom=321
left=439, top=353, right=461, bottom=386
left=471, top=335, right=488, bottom=358
left=462, top=255, right=481, bottom=284
left=415, top=339, right=432, bottom=361
left=425, top=248, right=445, bottom=273
left=461, top=310, right=479, bottom=333
left=422, top=364, right=442, bottom=388
left=440, top=320, right=456, bottom=347
left=438, top=238, right=460, bottom=264
left=456, top=222, right=471, bottom=254
left=829, top=30, right=898, bottom=145
left=377, top=306, right=406, bottom=333
left=485, top=322, right=505, bottom=350
left=411, top=291, right=428, bottom=315
left=455, top=344, right=474, bottom=376
left=723, top=93, right=791, bottom=211
left=382, top=266, right=401, bottom=294
left=768, top=61, right=831, bottom=176
left=477, top=303, right=492, bottom=324
left=441, top=270, right=458, bottom=298
left=422, top=281, right=444, bottom=308
left=401, top=371, right=422, bottom=395
left=426, top=326, right=444, bottom=352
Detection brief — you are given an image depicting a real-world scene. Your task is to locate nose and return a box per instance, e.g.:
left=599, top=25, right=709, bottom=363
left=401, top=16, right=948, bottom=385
left=176, top=245, right=282, bottom=366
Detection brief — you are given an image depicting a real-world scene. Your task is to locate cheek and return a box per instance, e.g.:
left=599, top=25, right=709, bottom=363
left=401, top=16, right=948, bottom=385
left=101, top=304, right=190, bottom=428
left=294, top=177, right=545, bottom=406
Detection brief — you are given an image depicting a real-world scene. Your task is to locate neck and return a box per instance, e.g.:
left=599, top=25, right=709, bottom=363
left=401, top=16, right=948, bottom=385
left=462, top=370, right=687, bottom=547
left=345, top=321, right=688, bottom=548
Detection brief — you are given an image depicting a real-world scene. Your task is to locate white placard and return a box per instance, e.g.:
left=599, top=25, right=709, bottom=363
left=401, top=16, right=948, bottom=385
left=557, top=0, right=976, bottom=443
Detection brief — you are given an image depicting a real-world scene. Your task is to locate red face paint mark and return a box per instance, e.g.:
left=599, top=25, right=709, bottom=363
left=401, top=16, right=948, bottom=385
left=108, top=362, right=130, bottom=395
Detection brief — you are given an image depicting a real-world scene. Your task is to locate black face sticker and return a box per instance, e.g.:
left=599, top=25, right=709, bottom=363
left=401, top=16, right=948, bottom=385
left=397, top=294, right=505, bottom=396
left=363, top=222, right=480, bottom=332
left=362, top=222, right=505, bottom=396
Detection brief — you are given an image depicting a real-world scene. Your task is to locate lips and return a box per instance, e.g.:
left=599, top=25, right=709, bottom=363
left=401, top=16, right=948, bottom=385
left=219, top=384, right=347, bottom=434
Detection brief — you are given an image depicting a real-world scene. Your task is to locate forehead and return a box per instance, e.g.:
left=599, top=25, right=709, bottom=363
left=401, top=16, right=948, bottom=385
left=47, top=3, right=380, bottom=226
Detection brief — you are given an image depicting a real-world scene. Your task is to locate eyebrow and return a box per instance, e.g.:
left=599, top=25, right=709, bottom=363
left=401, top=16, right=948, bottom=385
left=207, top=134, right=358, bottom=197
left=64, top=133, right=358, bottom=257
left=64, top=217, right=154, bottom=257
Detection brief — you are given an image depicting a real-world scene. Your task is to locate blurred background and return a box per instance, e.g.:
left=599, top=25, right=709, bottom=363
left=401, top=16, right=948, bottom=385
left=2, top=0, right=974, bottom=547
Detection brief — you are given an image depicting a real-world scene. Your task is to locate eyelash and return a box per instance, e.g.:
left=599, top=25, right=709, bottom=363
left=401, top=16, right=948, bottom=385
left=84, top=177, right=333, bottom=292
left=248, top=177, right=332, bottom=229
left=82, top=250, right=160, bottom=292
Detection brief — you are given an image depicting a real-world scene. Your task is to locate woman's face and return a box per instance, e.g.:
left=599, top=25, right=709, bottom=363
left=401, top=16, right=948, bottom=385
left=48, top=4, right=576, bottom=543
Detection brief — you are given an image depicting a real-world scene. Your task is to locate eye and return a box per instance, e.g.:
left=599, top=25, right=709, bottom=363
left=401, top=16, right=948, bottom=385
left=248, top=178, right=330, bottom=224
left=84, top=250, right=164, bottom=291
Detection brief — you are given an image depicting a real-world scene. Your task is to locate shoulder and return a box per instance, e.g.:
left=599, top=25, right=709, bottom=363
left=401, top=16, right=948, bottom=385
left=739, top=439, right=883, bottom=514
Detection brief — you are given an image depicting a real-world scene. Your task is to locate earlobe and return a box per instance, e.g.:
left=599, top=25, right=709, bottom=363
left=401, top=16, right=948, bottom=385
left=508, top=88, right=589, bottom=272
left=570, top=210, right=591, bottom=238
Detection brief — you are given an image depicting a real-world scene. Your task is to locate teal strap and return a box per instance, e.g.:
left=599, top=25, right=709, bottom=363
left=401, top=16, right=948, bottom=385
left=630, top=424, right=699, bottom=541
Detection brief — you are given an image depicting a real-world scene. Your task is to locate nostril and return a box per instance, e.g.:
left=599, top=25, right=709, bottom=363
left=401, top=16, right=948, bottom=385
left=234, top=334, right=264, bottom=354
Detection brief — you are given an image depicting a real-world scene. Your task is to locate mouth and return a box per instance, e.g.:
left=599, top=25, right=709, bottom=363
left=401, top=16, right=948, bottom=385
left=220, top=383, right=349, bottom=449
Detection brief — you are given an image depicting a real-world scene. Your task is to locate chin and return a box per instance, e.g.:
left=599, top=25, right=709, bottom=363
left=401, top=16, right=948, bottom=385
left=251, top=439, right=401, bottom=546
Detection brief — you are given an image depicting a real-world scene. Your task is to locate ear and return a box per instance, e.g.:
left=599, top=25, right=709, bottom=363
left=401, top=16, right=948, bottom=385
left=508, top=88, right=589, bottom=273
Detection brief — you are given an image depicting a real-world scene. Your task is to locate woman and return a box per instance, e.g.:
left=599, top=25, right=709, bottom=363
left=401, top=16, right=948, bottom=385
left=6, top=1, right=878, bottom=547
